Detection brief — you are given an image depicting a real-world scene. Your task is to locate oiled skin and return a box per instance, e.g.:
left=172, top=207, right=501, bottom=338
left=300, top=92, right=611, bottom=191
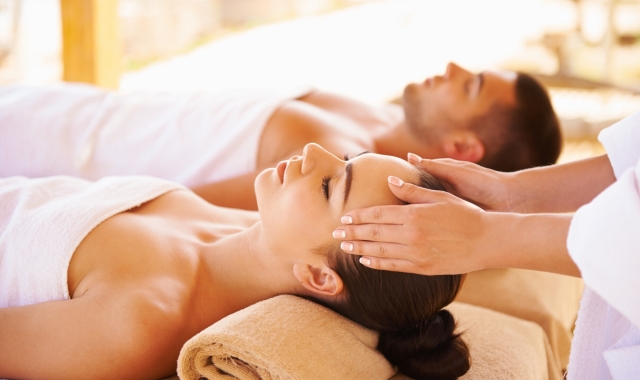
left=0, top=189, right=259, bottom=380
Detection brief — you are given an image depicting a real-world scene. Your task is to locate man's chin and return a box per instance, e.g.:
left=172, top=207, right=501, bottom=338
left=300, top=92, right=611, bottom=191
left=402, top=83, right=430, bottom=106
left=402, top=82, right=419, bottom=97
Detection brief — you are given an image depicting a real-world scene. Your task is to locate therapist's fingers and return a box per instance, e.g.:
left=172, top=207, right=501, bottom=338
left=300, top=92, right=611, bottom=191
left=408, top=153, right=468, bottom=183
left=334, top=223, right=407, bottom=244
left=387, top=176, right=457, bottom=205
left=339, top=240, right=407, bottom=259
left=358, top=256, right=418, bottom=274
left=341, top=179, right=450, bottom=227
left=341, top=204, right=408, bottom=226
left=408, top=153, right=511, bottom=212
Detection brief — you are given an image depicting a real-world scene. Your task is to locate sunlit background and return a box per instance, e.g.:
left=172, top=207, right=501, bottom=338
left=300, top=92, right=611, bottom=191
left=1, top=0, right=639, bottom=162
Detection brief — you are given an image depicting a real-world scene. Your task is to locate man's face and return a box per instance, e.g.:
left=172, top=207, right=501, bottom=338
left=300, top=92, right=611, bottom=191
left=402, top=62, right=517, bottom=142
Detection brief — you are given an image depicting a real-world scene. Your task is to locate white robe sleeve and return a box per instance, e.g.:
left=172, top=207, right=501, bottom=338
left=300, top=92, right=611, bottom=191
left=567, top=109, right=640, bottom=329
left=598, top=110, right=640, bottom=178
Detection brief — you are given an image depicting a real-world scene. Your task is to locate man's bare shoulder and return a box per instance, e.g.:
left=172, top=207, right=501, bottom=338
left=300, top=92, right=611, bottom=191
left=298, top=89, right=403, bottom=127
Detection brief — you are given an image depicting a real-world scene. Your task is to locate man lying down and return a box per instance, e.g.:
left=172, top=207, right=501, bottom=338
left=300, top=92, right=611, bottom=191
left=0, top=63, right=561, bottom=210
left=0, top=144, right=470, bottom=380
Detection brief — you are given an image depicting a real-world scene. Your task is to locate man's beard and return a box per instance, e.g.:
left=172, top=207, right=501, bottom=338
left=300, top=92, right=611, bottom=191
left=402, top=99, right=440, bottom=143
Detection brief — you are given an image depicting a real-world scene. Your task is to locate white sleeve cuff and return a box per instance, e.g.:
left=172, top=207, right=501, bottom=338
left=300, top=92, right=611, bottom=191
left=598, top=109, right=640, bottom=179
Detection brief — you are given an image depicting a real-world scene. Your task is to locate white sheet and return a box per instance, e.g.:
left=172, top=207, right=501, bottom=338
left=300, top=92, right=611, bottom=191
left=0, top=84, right=312, bottom=186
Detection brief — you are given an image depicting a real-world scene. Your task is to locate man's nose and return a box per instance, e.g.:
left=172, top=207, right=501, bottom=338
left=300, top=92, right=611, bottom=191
left=444, top=62, right=468, bottom=79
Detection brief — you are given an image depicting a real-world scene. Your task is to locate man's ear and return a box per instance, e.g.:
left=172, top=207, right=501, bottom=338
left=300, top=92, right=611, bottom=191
left=441, top=131, right=485, bottom=163
left=292, top=262, right=344, bottom=297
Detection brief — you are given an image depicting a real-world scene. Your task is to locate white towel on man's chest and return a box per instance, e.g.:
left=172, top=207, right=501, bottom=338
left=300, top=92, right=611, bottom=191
left=0, top=84, right=312, bottom=185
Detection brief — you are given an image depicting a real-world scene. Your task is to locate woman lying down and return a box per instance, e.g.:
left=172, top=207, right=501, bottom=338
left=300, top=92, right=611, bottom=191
left=0, top=143, right=470, bottom=380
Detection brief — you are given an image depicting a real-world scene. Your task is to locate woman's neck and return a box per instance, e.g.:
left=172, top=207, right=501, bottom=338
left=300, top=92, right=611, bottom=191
left=198, top=221, right=304, bottom=319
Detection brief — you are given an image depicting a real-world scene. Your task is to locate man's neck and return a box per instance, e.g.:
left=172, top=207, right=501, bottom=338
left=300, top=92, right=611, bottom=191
left=372, top=119, right=442, bottom=160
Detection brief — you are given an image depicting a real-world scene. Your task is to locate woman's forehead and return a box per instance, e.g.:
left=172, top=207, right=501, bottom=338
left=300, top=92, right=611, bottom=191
left=345, top=153, right=420, bottom=210
left=353, top=152, right=419, bottom=180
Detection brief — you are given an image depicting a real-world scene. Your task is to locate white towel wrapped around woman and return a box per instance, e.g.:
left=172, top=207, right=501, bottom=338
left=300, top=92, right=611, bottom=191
left=0, top=175, right=182, bottom=307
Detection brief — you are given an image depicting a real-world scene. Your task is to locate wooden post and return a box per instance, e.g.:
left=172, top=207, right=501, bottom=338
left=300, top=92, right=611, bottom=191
left=60, top=0, right=121, bottom=88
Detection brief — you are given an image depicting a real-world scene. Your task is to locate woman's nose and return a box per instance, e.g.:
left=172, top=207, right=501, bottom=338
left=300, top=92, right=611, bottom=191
left=301, top=143, right=335, bottom=174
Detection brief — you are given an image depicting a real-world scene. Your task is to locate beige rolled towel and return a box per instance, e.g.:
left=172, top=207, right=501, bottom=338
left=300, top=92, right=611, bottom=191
left=178, top=295, right=559, bottom=380
left=455, top=268, right=583, bottom=371
left=177, top=295, right=395, bottom=380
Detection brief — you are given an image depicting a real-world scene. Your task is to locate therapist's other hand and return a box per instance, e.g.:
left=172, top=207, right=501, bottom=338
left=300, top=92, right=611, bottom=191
left=334, top=176, right=489, bottom=275
left=407, top=154, right=525, bottom=213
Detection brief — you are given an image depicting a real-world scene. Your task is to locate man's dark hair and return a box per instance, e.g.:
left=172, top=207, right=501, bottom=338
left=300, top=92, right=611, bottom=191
left=474, top=73, right=562, bottom=172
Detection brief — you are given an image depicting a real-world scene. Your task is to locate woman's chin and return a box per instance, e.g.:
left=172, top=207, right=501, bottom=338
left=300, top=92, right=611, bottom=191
left=254, top=169, right=276, bottom=214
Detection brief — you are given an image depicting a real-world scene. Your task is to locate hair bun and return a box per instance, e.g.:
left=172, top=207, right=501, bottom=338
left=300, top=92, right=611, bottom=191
left=377, top=309, right=470, bottom=380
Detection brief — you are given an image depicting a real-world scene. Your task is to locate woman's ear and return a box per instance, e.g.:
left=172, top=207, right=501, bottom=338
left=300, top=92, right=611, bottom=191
left=292, top=262, right=344, bottom=297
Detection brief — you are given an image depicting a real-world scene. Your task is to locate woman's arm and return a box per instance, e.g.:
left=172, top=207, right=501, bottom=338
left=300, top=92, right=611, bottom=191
left=416, top=153, right=616, bottom=213
left=506, top=154, right=616, bottom=213
left=333, top=184, right=579, bottom=276
left=0, top=292, right=178, bottom=380
left=329, top=154, right=614, bottom=276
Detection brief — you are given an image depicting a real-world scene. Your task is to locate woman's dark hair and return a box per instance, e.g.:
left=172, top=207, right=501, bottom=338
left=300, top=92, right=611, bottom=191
left=312, top=169, right=470, bottom=380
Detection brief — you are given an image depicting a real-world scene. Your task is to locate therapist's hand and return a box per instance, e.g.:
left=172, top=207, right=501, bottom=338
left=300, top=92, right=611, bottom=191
left=407, top=154, right=526, bottom=213
left=334, top=176, right=493, bottom=275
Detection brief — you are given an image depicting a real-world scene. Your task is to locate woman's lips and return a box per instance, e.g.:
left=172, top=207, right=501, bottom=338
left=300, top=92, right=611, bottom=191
left=276, top=160, right=287, bottom=184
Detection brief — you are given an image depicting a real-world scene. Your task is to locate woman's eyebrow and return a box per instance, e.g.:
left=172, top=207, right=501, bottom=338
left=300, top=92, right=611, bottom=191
left=343, top=162, right=353, bottom=207
left=343, top=154, right=419, bottom=209
left=343, top=151, right=369, bottom=207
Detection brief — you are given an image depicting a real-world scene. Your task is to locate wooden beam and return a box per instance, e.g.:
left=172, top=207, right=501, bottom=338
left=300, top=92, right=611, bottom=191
left=60, top=0, right=121, bottom=88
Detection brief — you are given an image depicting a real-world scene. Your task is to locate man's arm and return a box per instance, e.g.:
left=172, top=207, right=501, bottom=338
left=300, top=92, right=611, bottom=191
left=191, top=170, right=261, bottom=210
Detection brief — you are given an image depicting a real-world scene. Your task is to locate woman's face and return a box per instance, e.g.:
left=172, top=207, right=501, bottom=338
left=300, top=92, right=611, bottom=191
left=255, top=143, right=419, bottom=259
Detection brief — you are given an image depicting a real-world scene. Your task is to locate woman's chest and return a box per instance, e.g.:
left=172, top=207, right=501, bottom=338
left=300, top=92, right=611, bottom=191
left=67, top=191, right=252, bottom=299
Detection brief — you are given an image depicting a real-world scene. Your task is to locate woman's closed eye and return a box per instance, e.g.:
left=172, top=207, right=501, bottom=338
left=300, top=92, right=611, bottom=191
left=324, top=152, right=367, bottom=200
left=321, top=176, right=334, bottom=200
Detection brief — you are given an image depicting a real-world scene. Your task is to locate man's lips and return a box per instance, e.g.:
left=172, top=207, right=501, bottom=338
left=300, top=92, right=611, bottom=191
left=276, top=160, right=287, bottom=184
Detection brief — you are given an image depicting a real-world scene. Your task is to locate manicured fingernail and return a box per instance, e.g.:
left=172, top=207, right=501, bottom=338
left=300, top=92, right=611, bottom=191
left=333, top=229, right=346, bottom=239
left=341, top=216, right=353, bottom=224
left=388, top=176, right=404, bottom=187
left=360, top=257, right=371, bottom=266
left=408, top=153, right=422, bottom=163
left=341, top=242, right=353, bottom=252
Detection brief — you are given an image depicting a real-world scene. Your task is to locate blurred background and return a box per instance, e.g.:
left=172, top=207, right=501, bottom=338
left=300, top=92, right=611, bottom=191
left=1, top=0, right=639, bottom=162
